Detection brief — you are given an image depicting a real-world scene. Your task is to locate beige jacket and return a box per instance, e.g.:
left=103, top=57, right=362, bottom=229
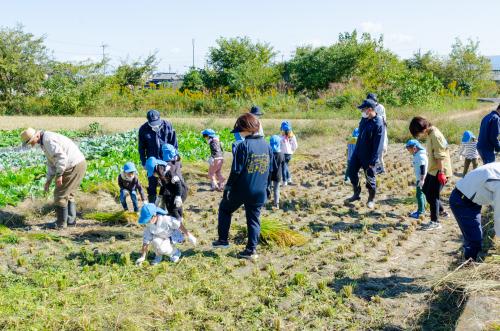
left=426, top=126, right=453, bottom=176
left=40, top=131, right=86, bottom=181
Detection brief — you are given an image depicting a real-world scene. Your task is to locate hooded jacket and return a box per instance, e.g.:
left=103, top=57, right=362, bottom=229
left=138, top=120, right=178, bottom=166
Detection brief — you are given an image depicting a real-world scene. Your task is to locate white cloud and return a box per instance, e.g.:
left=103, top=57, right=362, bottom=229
left=360, top=21, right=383, bottom=35
left=387, top=33, right=414, bottom=43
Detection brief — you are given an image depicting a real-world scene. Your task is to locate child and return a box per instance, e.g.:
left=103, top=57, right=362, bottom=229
left=135, top=203, right=196, bottom=265
left=268, top=135, right=285, bottom=208
left=344, top=128, right=359, bottom=182
left=458, top=130, right=479, bottom=177
left=118, top=162, right=147, bottom=212
left=201, top=129, right=225, bottom=191
left=280, top=121, right=298, bottom=186
left=406, top=140, right=428, bottom=219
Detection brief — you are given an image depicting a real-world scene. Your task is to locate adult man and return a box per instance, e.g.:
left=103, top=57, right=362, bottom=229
left=249, top=105, right=264, bottom=136
left=449, top=163, right=500, bottom=260
left=138, top=109, right=178, bottom=203
left=346, top=99, right=385, bottom=209
left=367, top=93, right=387, bottom=171
left=20, top=128, right=87, bottom=229
left=477, top=104, right=500, bottom=164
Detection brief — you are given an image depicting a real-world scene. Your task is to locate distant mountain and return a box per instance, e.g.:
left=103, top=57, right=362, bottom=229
left=488, top=56, right=500, bottom=70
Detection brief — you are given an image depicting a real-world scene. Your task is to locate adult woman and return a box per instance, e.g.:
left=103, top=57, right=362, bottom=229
left=409, top=117, right=453, bottom=230
left=212, top=113, right=273, bottom=260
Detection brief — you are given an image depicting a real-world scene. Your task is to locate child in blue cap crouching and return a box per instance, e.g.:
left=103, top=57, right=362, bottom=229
left=135, top=203, right=197, bottom=265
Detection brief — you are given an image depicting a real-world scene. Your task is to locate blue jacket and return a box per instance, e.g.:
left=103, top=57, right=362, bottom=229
left=353, top=115, right=385, bottom=168
left=138, top=120, right=178, bottom=166
left=477, top=111, right=500, bottom=154
left=226, top=135, right=273, bottom=204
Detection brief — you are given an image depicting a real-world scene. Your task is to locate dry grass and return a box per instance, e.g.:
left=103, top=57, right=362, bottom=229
left=84, top=211, right=138, bottom=226
left=239, top=217, right=308, bottom=247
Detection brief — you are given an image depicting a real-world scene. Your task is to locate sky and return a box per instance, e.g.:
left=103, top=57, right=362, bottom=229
left=1, top=0, right=499, bottom=73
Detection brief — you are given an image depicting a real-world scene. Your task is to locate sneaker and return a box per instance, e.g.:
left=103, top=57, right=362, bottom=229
left=237, top=248, right=258, bottom=260
left=345, top=194, right=361, bottom=203
left=151, top=254, right=163, bottom=265
left=170, top=249, right=181, bottom=263
left=408, top=211, right=422, bottom=219
left=282, top=182, right=288, bottom=187
left=422, top=221, right=442, bottom=231
left=212, top=239, right=230, bottom=248
left=367, top=200, right=375, bottom=209
left=440, top=211, right=450, bottom=218
left=344, top=178, right=351, bottom=184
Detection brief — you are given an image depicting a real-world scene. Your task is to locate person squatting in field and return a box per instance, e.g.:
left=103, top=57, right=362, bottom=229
left=135, top=203, right=197, bottom=265
left=21, top=128, right=87, bottom=229
left=449, top=163, right=500, bottom=261
left=346, top=99, right=385, bottom=209
left=118, top=162, right=147, bottom=212
left=405, top=139, right=428, bottom=219
left=409, top=116, right=453, bottom=231
left=280, top=121, right=298, bottom=186
left=201, top=129, right=225, bottom=191
left=212, top=113, right=274, bottom=260
left=138, top=109, right=178, bottom=203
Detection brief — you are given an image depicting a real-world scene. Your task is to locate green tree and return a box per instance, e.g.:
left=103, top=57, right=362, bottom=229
left=113, top=54, right=157, bottom=92
left=180, top=68, right=205, bottom=92
left=207, top=36, right=279, bottom=93
left=0, top=25, right=48, bottom=113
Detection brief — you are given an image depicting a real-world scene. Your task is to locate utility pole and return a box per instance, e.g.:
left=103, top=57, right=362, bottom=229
left=192, top=38, right=195, bottom=69
left=169, top=64, right=172, bottom=73
left=100, top=43, right=108, bottom=74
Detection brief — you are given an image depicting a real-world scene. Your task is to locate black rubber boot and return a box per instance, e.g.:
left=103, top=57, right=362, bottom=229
left=67, top=201, right=77, bottom=226
left=47, top=206, right=68, bottom=229
left=346, top=185, right=361, bottom=203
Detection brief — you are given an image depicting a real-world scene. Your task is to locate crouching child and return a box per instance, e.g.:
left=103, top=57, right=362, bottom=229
left=118, top=162, right=147, bottom=212
left=135, top=203, right=196, bottom=265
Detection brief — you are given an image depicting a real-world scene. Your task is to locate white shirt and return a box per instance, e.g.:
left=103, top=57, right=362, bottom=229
left=375, top=103, right=386, bottom=123
left=142, top=215, right=181, bottom=244
left=456, top=163, right=500, bottom=236
left=280, top=135, right=298, bottom=155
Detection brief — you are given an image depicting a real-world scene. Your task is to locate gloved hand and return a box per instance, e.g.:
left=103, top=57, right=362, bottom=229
left=437, top=171, right=447, bottom=185
left=187, top=233, right=197, bottom=245
left=135, top=255, right=146, bottom=265
left=223, top=187, right=231, bottom=200
left=418, top=176, right=425, bottom=189
left=459, top=155, right=464, bottom=161
left=174, top=196, right=183, bottom=208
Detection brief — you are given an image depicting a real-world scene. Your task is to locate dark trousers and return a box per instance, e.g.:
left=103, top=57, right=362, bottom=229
left=348, top=156, right=376, bottom=197
left=218, top=196, right=263, bottom=251
left=422, top=174, right=445, bottom=223
left=449, top=188, right=482, bottom=260
left=478, top=149, right=495, bottom=164
left=463, top=158, right=478, bottom=176
left=282, top=154, right=292, bottom=182
left=147, top=176, right=159, bottom=203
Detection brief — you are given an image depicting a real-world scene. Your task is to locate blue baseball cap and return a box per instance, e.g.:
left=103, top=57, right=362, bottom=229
left=161, top=144, right=178, bottom=162
left=146, top=109, right=161, bottom=126
left=280, top=121, right=292, bottom=132
left=352, top=128, right=359, bottom=138
left=123, top=162, right=137, bottom=173
left=357, top=99, right=377, bottom=110
left=145, top=157, right=168, bottom=177
left=250, top=106, right=263, bottom=117
left=270, top=135, right=281, bottom=153
left=138, top=203, right=168, bottom=224
left=201, top=129, right=216, bottom=137
left=462, top=130, right=476, bottom=143
left=406, top=139, right=424, bottom=150
left=366, top=93, right=378, bottom=103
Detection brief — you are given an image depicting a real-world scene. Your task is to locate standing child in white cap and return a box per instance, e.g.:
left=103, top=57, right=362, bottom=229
left=135, top=203, right=197, bottom=265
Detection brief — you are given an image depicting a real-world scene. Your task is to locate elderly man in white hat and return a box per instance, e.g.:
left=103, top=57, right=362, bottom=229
left=21, top=128, right=87, bottom=229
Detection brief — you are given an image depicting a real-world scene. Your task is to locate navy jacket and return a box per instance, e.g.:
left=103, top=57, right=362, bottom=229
left=138, top=120, right=178, bottom=166
left=353, top=115, right=385, bottom=168
left=226, top=135, right=273, bottom=204
left=477, top=111, right=500, bottom=154
left=270, top=151, right=285, bottom=182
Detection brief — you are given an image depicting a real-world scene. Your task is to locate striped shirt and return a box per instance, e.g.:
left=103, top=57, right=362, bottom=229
left=459, top=141, right=480, bottom=160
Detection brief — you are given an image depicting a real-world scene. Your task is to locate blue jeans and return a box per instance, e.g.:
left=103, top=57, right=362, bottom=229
left=120, top=189, right=139, bottom=212
left=217, top=196, right=263, bottom=251
left=449, top=188, right=483, bottom=260
left=282, top=154, right=292, bottom=183
left=478, top=149, right=496, bottom=164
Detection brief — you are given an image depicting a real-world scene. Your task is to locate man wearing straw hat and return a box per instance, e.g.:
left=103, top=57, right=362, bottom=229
left=20, top=128, right=87, bottom=229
